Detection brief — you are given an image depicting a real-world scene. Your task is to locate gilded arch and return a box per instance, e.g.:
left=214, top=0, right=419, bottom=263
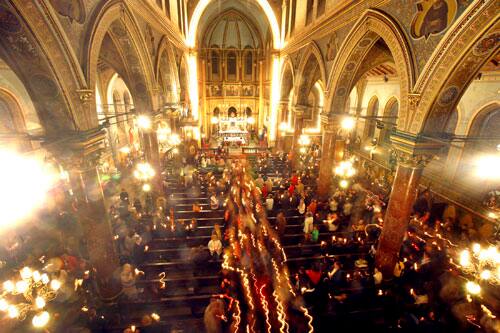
left=295, top=42, right=327, bottom=106
left=0, top=3, right=78, bottom=135
left=325, top=9, right=415, bottom=128
left=0, top=87, right=27, bottom=133
left=409, top=1, right=499, bottom=134
left=155, top=36, right=180, bottom=104
left=280, top=56, right=295, bottom=101
left=84, top=1, right=156, bottom=115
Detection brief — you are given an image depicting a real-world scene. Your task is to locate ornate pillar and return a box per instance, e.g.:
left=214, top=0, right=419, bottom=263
left=50, top=129, right=121, bottom=299
left=317, top=115, right=345, bottom=199
left=276, top=101, right=288, bottom=151
left=375, top=132, right=436, bottom=278
left=291, top=105, right=305, bottom=158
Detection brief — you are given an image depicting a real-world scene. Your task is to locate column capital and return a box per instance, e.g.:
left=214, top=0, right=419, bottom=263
left=320, top=113, right=344, bottom=133
left=45, top=128, right=106, bottom=170
left=390, top=130, right=440, bottom=168
left=293, top=105, right=307, bottom=117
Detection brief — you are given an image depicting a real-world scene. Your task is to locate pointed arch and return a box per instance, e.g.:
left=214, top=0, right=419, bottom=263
left=280, top=56, right=295, bottom=101
left=84, top=1, right=156, bottom=113
left=409, top=1, right=499, bottom=134
left=156, top=36, right=180, bottom=104
left=295, top=42, right=327, bottom=106
left=326, top=9, right=415, bottom=127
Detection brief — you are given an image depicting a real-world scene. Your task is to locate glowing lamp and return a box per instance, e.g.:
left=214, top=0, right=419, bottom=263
left=0, top=150, right=56, bottom=230
left=137, top=115, right=152, bottom=129
left=459, top=250, right=470, bottom=267
left=20, top=267, right=32, bottom=280
left=0, top=299, right=8, bottom=311
left=50, top=279, right=61, bottom=291
left=32, top=311, right=50, bottom=328
left=8, top=305, right=19, bottom=318
left=465, top=281, right=481, bottom=295
left=339, top=180, right=349, bottom=189
left=3, top=280, right=14, bottom=292
left=480, top=270, right=491, bottom=280
left=211, top=116, right=219, bottom=125
left=475, top=155, right=500, bottom=179
left=341, top=117, right=355, bottom=131
left=279, top=122, right=288, bottom=133
left=15, top=280, right=28, bottom=293
left=35, top=297, right=46, bottom=309
left=119, top=146, right=131, bottom=154
left=142, top=183, right=151, bottom=192
left=247, top=117, right=255, bottom=125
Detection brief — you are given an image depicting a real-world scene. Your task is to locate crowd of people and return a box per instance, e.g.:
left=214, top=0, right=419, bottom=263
left=0, top=138, right=497, bottom=333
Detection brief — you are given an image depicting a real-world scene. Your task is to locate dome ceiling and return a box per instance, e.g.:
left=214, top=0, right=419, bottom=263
left=204, top=11, right=261, bottom=49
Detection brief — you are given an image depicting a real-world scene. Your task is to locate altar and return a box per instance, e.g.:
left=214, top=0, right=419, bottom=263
left=217, top=118, right=250, bottom=145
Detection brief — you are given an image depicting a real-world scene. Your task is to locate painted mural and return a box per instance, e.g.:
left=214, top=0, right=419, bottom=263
left=410, top=0, right=458, bottom=39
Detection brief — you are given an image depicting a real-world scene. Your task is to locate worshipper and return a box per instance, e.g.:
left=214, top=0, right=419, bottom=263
left=119, top=188, right=129, bottom=203
left=324, top=213, right=340, bottom=232
left=120, top=263, right=139, bottom=300
left=193, top=202, right=202, bottom=212
left=276, top=211, right=287, bottom=237
left=327, top=261, right=345, bottom=289
left=343, top=198, right=353, bottom=217
left=311, top=225, right=319, bottom=243
left=307, top=199, right=318, bottom=215
left=298, top=197, right=306, bottom=215
left=208, top=234, right=223, bottom=259
left=265, top=194, right=274, bottom=211
left=213, top=224, right=223, bottom=241
left=210, top=193, right=219, bottom=210
left=204, top=298, right=226, bottom=333
left=303, top=211, right=314, bottom=237
left=296, top=179, right=305, bottom=197
left=373, top=267, right=383, bottom=285
left=255, top=174, right=264, bottom=189
left=265, top=177, right=273, bottom=194
left=133, top=198, right=143, bottom=215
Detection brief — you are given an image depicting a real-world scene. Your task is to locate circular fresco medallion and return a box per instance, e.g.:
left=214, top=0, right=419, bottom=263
left=345, top=62, right=356, bottom=72
left=473, top=32, right=500, bottom=57
left=438, top=86, right=459, bottom=106
left=31, top=74, right=59, bottom=99
left=336, top=87, right=346, bottom=97
left=358, top=38, right=372, bottom=48
left=0, top=7, right=22, bottom=33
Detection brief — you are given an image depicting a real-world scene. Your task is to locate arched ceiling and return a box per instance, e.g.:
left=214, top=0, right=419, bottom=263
left=196, top=0, right=271, bottom=48
left=204, top=10, right=261, bottom=49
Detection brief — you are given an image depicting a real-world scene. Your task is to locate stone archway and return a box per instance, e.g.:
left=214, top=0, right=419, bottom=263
left=295, top=42, right=327, bottom=107
left=156, top=36, right=180, bottom=105
left=84, top=1, right=156, bottom=117
left=0, top=3, right=78, bottom=136
left=326, top=9, right=415, bottom=126
left=410, top=1, right=499, bottom=135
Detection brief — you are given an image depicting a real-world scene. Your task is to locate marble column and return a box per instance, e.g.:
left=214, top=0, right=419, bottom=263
left=276, top=101, right=288, bottom=152
left=52, top=130, right=121, bottom=299
left=375, top=153, right=430, bottom=278
left=317, top=117, right=346, bottom=199
left=291, top=107, right=305, bottom=169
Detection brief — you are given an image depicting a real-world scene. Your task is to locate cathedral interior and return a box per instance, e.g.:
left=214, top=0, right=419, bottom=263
left=0, top=0, right=498, bottom=332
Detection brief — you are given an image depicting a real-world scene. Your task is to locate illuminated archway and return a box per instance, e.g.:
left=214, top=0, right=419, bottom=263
left=187, top=0, right=282, bottom=49
left=186, top=0, right=283, bottom=142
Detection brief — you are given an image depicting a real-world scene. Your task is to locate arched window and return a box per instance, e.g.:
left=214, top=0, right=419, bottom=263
left=211, top=51, right=219, bottom=75
left=227, top=51, right=237, bottom=78
left=364, top=96, right=379, bottom=141
left=244, top=51, right=253, bottom=77
left=380, top=98, right=398, bottom=145
left=317, top=0, right=326, bottom=17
